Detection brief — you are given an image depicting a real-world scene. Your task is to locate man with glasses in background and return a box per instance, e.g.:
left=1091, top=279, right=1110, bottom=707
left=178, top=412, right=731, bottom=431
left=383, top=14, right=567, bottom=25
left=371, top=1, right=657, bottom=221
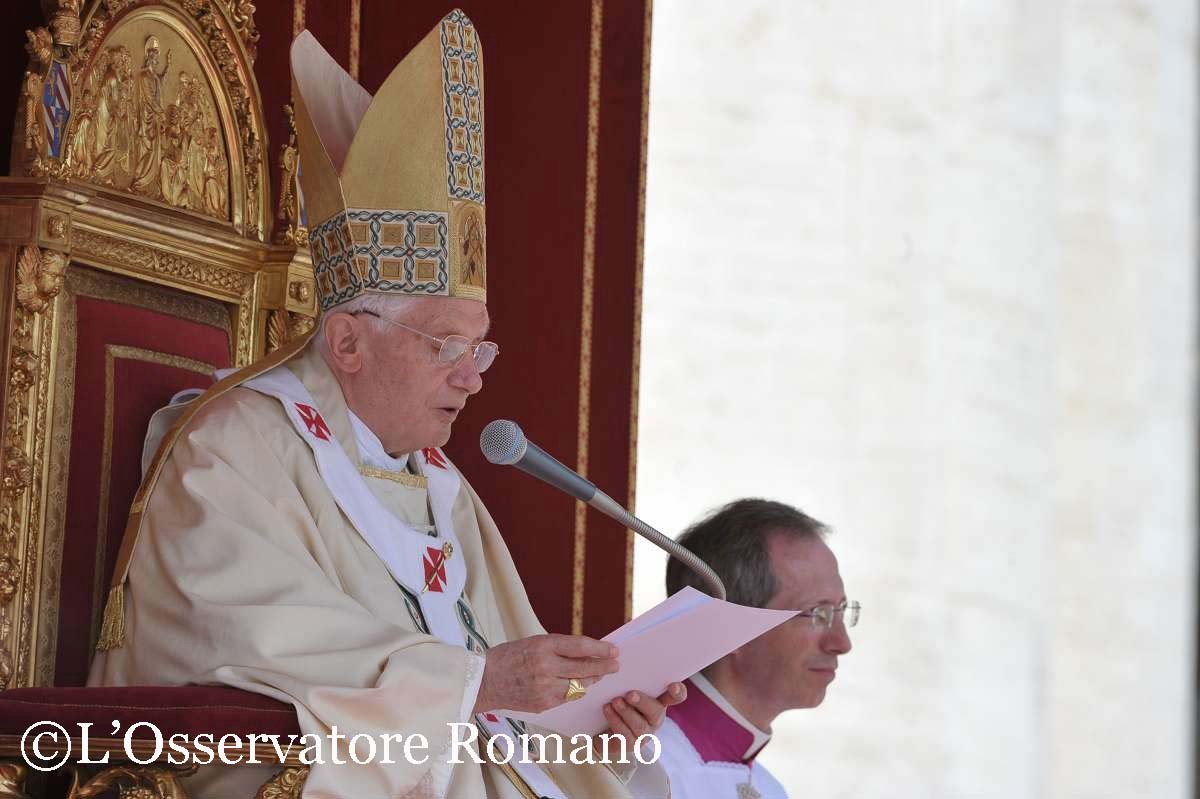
left=658, top=499, right=858, bottom=799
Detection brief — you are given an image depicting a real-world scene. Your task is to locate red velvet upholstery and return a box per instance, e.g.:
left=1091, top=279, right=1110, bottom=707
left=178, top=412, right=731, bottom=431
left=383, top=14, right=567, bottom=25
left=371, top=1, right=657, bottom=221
left=56, top=278, right=232, bottom=687
left=0, top=686, right=299, bottom=738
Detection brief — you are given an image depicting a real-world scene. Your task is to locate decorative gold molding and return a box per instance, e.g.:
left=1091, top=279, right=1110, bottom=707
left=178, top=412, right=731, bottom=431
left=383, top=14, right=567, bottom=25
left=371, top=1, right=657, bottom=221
left=234, top=280, right=257, bottom=366
left=73, top=227, right=251, bottom=300
left=274, top=103, right=308, bottom=247
left=70, top=264, right=233, bottom=331
left=0, top=617, right=9, bottom=690
left=19, top=70, right=46, bottom=178
left=33, top=269, right=80, bottom=686
left=288, top=279, right=311, bottom=304
left=0, top=761, right=31, bottom=799
left=219, top=0, right=260, bottom=62
left=67, top=763, right=197, bottom=799
left=255, top=766, right=309, bottom=799
left=267, top=308, right=313, bottom=354
left=1, top=244, right=64, bottom=689
left=572, top=0, right=604, bottom=636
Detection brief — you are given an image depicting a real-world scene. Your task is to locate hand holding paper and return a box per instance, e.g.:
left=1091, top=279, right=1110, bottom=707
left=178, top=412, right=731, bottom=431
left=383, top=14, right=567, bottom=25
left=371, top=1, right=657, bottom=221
left=501, top=587, right=799, bottom=736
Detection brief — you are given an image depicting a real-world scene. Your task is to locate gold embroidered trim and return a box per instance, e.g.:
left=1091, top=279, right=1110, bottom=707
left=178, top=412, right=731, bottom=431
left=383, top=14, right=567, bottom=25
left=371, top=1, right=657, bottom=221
left=573, top=0, right=605, bottom=637
left=626, top=0, right=654, bottom=623
left=358, top=464, right=428, bottom=488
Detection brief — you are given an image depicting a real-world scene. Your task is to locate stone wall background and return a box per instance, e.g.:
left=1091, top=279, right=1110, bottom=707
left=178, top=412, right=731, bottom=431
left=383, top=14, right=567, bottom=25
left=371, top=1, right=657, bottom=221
left=633, top=2, right=1197, bottom=796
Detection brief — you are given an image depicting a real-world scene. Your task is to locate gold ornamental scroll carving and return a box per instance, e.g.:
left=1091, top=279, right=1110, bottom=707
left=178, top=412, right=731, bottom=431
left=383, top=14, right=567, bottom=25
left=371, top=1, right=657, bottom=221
left=254, top=766, right=309, bottom=799
left=0, top=761, right=32, bottom=799
left=0, top=246, right=67, bottom=690
left=16, top=0, right=270, bottom=241
left=274, top=102, right=307, bottom=247
left=266, top=309, right=313, bottom=353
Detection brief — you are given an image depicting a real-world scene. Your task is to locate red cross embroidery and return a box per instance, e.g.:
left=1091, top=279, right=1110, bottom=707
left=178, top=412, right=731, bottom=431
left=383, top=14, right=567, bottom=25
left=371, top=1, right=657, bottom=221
left=423, top=546, right=448, bottom=593
left=422, top=447, right=448, bottom=469
left=294, top=403, right=331, bottom=441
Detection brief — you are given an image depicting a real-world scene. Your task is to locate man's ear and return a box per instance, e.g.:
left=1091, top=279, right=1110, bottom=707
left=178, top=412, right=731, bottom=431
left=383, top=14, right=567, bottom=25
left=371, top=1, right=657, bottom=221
left=322, top=312, right=365, bottom=374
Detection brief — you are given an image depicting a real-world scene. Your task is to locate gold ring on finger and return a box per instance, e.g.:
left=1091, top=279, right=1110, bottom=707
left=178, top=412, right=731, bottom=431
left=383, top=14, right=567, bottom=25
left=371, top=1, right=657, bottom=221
left=564, top=678, right=587, bottom=702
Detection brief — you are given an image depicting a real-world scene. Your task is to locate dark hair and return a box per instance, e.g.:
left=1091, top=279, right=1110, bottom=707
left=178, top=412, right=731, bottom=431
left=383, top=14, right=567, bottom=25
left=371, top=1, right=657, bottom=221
left=666, top=498, right=827, bottom=608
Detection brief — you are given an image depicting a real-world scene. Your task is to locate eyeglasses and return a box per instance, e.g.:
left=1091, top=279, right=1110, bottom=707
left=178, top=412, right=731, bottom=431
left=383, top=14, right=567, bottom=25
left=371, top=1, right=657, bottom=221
left=353, top=310, right=499, bottom=373
left=795, top=600, right=860, bottom=631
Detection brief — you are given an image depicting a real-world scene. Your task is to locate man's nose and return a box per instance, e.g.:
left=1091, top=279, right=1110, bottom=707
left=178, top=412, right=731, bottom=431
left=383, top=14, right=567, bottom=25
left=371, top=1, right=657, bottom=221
left=450, top=352, right=484, bottom=394
left=822, top=617, right=852, bottom=655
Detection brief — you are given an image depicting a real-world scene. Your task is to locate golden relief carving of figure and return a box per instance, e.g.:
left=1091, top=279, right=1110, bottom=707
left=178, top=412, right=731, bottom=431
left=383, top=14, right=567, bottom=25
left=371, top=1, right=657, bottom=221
left=203, top=127, right=229, bottom=216
left=131, top=35, right=171, bottom=194
left=16, top=246, right=68, bottom=314
left=84, top=44, right=135, bottom=185
left=67, top=36, right=230, bottom=221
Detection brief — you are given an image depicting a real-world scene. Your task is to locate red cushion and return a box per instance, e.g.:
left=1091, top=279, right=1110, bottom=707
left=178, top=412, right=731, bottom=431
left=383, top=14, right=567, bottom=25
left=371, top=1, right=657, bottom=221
left=0, top=686, right=299, bottom=738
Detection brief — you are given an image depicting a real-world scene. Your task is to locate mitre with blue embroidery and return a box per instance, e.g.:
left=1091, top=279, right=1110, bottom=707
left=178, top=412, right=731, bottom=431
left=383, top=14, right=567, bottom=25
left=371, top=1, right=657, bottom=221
left=291, top=10, right=486, bottom=312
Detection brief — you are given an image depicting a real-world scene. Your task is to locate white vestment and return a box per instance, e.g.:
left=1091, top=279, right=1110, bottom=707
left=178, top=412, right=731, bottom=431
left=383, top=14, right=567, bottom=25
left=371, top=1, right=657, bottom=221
left=89, top=343, right=649, bottom=799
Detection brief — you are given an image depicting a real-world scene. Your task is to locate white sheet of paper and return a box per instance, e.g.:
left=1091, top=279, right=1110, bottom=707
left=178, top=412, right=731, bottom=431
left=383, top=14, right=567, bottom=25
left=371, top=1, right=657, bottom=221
left=500, top=586, right=799, bottom=735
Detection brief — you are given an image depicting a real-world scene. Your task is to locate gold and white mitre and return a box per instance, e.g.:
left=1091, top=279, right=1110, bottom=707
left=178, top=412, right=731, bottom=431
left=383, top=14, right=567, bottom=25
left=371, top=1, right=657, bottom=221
left=291, top=9, right=486, bottom=312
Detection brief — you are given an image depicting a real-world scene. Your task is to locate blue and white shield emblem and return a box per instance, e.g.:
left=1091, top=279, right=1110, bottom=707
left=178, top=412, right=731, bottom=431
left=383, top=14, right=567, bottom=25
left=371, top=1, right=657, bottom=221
left=41, top=59, right=71, bottom=159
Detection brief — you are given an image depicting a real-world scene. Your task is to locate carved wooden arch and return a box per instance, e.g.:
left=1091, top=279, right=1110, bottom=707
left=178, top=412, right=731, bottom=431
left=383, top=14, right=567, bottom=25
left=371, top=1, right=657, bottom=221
left=15, top=0, right=269, bottom=242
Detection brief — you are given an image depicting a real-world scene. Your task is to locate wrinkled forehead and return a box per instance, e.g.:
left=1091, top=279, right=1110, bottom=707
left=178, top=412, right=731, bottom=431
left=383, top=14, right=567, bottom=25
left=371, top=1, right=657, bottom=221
left=407, top=296, right=491, bottom=335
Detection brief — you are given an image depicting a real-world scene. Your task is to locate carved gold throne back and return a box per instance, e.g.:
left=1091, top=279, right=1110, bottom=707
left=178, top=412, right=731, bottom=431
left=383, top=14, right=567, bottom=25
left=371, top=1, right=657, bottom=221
left=0, top=0, right=315, bottom=693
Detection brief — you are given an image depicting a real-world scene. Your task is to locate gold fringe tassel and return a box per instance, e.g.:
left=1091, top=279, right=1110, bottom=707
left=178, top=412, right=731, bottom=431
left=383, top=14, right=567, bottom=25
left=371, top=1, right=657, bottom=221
left=95, top=583, right=126, bottom=651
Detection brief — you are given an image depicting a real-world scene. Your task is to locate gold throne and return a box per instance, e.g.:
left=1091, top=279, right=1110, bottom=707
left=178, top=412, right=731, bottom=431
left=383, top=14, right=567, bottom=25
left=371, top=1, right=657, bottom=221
left=0, top=1, right=315, bottom=796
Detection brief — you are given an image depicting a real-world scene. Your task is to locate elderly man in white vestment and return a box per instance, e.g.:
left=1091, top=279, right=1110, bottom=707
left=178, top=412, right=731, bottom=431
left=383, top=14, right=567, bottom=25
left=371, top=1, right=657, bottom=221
left=88, top=11, right=680, bottom=799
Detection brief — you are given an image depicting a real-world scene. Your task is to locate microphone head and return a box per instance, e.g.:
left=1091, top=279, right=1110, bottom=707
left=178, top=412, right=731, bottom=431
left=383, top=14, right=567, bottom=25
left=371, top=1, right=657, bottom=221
left=480, top=419, right=527, bottom=465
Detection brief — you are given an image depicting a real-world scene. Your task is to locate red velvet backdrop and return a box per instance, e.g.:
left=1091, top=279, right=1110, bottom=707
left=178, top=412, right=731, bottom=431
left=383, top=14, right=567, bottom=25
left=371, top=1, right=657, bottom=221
left=0, top=0, right=650, bottom=640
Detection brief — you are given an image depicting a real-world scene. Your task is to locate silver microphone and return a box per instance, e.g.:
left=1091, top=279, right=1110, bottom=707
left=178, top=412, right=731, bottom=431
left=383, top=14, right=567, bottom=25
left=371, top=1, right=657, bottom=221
left=480, top=419, right=727, bottom=601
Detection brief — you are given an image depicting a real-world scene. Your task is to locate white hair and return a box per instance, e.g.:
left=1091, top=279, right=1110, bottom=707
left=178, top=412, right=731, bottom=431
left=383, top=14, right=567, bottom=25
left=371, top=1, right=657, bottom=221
left=315, top=293, right=423, bottom=359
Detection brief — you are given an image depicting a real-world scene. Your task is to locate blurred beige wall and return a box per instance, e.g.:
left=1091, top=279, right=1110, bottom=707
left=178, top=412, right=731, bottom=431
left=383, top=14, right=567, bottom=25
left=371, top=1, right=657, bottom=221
left=633, top=2, right=1197, bottom=797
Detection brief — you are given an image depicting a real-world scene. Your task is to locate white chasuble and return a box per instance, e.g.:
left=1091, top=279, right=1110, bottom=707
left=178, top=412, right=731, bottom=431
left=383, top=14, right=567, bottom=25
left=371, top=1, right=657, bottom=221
left=88, top=344, right=637, bottom=799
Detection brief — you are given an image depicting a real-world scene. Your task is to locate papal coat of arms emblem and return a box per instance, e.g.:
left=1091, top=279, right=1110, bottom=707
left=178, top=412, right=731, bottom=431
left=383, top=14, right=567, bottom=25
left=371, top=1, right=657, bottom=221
left=41, top=59, right=71, bottom=158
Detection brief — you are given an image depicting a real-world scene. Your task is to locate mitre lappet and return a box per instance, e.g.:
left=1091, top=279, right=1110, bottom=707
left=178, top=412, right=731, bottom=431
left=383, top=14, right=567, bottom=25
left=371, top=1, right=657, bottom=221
left=292, top=7, right=487, bottom=313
